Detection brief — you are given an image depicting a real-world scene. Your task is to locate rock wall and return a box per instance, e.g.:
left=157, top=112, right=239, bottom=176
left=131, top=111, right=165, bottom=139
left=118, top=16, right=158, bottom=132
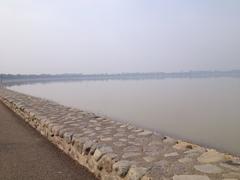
left=0, top=88, right=239, bottom=180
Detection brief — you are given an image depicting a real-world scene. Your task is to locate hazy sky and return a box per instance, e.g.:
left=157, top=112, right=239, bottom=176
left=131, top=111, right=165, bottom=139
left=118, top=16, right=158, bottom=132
left=1, top=0, right=240, bottom=74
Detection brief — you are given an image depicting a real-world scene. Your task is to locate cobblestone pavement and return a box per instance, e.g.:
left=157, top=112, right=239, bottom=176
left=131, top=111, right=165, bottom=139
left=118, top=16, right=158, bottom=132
left=0, top=88, right=239, bottom=180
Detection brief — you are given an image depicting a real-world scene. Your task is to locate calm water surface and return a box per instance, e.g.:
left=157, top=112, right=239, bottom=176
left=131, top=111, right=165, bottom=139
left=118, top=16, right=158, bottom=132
left=9, top=78, right=240, bottom=155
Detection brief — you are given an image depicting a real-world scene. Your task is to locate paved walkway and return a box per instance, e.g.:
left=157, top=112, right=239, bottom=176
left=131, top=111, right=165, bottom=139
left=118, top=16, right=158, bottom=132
left=0, top=102, right=97, bottom=180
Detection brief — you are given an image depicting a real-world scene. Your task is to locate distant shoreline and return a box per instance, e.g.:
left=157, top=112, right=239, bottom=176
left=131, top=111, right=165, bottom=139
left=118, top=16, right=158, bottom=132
left=1, top=70, right=240, bottom=86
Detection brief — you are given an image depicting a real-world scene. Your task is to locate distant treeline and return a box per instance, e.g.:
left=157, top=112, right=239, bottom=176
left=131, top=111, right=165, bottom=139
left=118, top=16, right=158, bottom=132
left=0, top=73, right=83, bottom=81
left=1, top=70, right=240, bottom=84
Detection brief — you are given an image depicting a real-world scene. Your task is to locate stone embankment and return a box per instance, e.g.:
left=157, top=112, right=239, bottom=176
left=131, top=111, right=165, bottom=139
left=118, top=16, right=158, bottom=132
left=0, top=88, right=239, bottom=180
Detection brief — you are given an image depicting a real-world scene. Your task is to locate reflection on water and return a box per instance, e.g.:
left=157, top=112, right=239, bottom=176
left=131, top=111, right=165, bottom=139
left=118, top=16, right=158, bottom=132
left=9, top=78, right=240, bottom=155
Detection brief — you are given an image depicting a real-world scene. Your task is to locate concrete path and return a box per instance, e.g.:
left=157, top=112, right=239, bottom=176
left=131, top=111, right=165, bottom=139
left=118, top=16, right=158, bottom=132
left=0, top=102, right=97, bottom=180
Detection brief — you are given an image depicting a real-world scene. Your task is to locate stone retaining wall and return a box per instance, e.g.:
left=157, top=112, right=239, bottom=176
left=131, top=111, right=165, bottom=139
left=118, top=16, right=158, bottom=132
left=0, top=88, right=239, bottom=180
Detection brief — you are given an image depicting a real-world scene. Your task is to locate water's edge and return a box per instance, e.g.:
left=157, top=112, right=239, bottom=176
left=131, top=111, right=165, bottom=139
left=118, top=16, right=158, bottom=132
left=0, top=87, right=239, bottom=180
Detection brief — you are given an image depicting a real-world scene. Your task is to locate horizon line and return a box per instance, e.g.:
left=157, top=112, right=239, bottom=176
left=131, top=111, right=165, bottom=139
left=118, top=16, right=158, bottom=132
left=1, top=69, right=240, bottom=76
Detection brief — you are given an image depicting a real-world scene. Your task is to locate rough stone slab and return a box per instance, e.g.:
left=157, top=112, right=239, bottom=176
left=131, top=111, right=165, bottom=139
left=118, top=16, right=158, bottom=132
left=122, top=152, right=141, bottom=159
left=222, top=172, right=240, bottom=179
left=138, top=130, right=153, bottom=136
left=82, top=140, right=94, bottom=155
left=194, top=164, right=223, bottom=174
left=126, top=166, right=149, bottom=180
left=93, top=146, right=113, bottom=161
left=197, top=149, right=227, bottom=163
left=220, top=162, right=240, bottom=171
left=173, top=175, right=210, bottom=180
left=164, top=152, right=179, bottom=157
left=97, top=153, right=118, bottom=172
left=113, top=160, right=132, bottom=177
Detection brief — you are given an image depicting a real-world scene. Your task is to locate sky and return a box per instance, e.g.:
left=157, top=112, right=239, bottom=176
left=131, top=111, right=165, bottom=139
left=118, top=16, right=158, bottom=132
left=0, top=0, right=240, bottom=74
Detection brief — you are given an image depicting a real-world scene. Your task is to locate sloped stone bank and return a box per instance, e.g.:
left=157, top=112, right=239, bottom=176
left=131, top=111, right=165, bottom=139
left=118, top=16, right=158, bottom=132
left=0, top=88, right=239, bottom=180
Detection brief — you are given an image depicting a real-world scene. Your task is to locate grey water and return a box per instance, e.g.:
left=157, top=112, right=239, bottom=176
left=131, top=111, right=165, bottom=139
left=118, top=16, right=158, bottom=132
left=9, top=78, right=240, bottom=155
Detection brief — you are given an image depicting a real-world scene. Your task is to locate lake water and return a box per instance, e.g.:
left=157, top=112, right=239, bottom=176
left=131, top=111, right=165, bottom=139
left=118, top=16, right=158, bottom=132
left=9, top=78, right=240, bottom=155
